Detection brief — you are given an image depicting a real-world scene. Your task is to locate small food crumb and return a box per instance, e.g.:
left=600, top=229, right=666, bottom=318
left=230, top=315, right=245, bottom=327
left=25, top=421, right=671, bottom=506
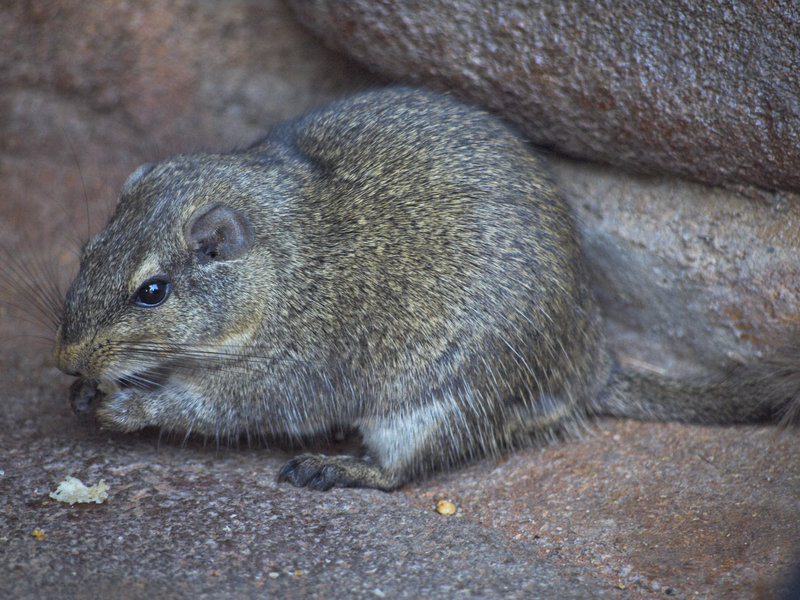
left=436, top=499, right=457, bottom=515
left=49, top=476, right=109, bottom=505
left=31, top=529, right=47, bottom=541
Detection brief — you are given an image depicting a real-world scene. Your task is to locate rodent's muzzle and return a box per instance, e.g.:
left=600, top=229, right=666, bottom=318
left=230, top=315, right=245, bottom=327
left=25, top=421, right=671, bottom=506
left=53, top=345, right=80, bottom=377
left=53, top=325, right=89, bottom=378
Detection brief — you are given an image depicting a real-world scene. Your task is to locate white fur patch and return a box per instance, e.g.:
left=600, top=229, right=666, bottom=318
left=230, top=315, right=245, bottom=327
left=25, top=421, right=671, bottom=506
left=360, top=400, right=451, bottom=471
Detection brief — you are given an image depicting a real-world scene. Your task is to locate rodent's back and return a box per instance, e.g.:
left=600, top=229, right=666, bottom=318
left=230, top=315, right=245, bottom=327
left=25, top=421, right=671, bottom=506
left=249, top=88, right=611, bottom=424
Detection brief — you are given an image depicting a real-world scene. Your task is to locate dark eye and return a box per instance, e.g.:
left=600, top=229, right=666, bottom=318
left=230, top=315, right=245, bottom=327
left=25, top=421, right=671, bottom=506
left=134, top=277, right=171, bottom=307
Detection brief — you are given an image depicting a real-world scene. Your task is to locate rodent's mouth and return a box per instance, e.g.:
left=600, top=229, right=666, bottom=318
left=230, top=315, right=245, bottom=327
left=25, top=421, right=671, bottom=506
left=68, top=367, right=170, bottom=423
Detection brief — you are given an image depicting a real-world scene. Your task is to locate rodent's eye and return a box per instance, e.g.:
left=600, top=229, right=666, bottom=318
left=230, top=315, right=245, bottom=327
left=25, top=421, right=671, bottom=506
left=134, top=277, right=171, bottom=307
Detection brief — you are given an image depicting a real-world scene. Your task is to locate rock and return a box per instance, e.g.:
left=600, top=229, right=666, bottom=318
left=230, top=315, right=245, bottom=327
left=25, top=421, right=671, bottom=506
left=0, top=0, right=375, bottom=251
left=551, top=155, right=800, bottom=375
left=292, top=0, right=800, bottom=193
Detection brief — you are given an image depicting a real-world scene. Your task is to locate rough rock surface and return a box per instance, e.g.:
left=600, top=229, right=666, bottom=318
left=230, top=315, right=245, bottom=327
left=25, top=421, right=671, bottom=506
left=1, top=2, right=799, bottom=599
left=1, top=0, right=377, bottom=252
left=552, top=155, right=800, bottom=375
left=292, top=0, right=800, bottom=193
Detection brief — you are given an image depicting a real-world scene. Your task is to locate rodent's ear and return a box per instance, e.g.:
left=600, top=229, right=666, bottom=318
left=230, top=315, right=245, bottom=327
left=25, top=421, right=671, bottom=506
left=120, top=163, right=155, bottom=196
left=186, top=204, right=254, bottom=263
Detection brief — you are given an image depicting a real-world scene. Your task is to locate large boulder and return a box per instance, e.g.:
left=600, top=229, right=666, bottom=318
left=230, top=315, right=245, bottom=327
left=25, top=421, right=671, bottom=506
left=292, top=0, right=800, bottom=194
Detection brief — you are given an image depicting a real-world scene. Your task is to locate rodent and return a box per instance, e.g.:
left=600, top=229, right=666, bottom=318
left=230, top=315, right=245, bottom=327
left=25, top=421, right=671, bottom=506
left=53, top=87, right=800, bottom=491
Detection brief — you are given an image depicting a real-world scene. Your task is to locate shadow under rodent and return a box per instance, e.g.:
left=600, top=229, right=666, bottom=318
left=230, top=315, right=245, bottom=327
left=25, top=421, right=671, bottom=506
left=53, top=87, right=800, bottom=491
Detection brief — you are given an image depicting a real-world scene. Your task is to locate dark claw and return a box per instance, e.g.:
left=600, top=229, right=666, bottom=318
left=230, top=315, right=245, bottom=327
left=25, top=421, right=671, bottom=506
left=277, top=454, right=400, bottom=491
left=278, top=455, right=336, bottom=491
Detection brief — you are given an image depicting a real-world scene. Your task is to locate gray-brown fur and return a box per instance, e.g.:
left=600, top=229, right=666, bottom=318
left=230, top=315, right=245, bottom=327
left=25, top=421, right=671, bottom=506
left=54, top=88, right=799, bottom=491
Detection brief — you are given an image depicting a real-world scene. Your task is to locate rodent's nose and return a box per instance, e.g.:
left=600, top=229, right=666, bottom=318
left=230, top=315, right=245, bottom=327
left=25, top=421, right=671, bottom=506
left=54, top=352, right=80, bottom=377
left=53, top=336, right=85, bottom=378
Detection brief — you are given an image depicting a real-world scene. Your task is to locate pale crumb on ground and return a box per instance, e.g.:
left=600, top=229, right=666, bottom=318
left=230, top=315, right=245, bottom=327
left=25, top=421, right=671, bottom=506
left=436, top=499, right=457, bottom=515
left=49, top=476, right=109, bottom=505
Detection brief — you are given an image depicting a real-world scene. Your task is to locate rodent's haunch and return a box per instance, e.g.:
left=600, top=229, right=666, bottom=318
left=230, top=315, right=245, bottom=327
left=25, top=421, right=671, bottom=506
left=54, top=88, right=799, bottom=490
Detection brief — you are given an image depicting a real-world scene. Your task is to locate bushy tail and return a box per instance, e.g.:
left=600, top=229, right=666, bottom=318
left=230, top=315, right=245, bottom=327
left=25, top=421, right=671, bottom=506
left=593, top=349, right=800, bottom=426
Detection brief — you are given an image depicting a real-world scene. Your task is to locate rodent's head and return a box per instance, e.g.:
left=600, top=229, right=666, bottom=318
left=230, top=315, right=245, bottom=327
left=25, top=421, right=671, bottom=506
left=54, top=154, right=276, bottom=389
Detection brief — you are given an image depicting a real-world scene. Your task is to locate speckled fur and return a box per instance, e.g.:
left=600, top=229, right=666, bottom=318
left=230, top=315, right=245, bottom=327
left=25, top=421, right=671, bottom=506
left=54, top=88, right=799, bottom=491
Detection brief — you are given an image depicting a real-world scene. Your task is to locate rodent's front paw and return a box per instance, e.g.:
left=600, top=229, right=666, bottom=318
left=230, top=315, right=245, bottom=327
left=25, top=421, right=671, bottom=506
left=277, top=454, right=402, bottom=491
left=93, top=386, right=154, bottom=433
left=69, top=379, right=105, bottom=417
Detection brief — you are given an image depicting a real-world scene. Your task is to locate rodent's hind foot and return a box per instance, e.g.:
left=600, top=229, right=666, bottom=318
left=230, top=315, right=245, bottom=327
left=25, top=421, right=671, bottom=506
left=277, top=454, right=402, bottom=491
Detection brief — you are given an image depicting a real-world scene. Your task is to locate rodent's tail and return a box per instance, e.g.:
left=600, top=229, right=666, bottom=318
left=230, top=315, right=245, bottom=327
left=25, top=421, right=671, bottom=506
left=593, top=349, right=800, bottom=426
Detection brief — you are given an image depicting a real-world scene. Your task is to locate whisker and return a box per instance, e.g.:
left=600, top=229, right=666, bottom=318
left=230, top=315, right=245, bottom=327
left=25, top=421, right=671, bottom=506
left=0, top=235, right=69, bottom=333
left=63, top=129, right=93, bottom=246
left=117, top=340, right=322, bottom=372
left=120, top=371, right=161, bottom=389
left=0, top=331, right=56, bottom=349
left=1, top=299, right=57, bottom=333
